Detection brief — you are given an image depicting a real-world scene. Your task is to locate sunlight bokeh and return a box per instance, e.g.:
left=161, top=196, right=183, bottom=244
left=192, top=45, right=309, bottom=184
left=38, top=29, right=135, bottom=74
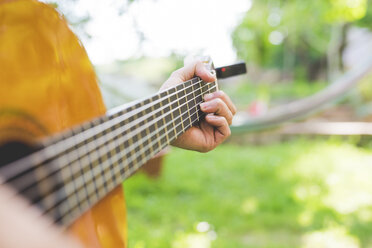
left=45, top=0, right=252, bottom=66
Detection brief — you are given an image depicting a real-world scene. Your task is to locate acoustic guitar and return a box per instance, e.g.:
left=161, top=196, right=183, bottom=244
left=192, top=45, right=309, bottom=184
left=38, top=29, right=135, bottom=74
left=0, top=0, right=245, bottom=247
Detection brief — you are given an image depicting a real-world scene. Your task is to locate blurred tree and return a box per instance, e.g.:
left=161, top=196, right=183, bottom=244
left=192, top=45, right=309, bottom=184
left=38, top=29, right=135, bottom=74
left=232, top=0, right=370, bottom=81
left=355, top=0, right=372, bottom=27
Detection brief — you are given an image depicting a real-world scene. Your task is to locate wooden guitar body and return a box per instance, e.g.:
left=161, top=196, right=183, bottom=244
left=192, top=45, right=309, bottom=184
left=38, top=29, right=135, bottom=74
left=0, top=0, right=127, bottom=246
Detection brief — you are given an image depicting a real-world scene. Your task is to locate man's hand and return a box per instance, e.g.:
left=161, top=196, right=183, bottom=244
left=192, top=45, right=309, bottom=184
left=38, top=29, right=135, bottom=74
left=160, top=59, right=236, bottom=153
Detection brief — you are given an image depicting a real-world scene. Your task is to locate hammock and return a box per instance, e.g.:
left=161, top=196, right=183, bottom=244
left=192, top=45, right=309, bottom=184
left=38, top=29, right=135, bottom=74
left=231, top=57, right=372, bottom=133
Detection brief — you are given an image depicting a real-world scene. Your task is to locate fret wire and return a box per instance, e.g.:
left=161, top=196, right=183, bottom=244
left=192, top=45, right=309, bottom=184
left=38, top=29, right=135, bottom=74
left=75, top=151, right=91, bottom=208
left=7, top=81, right=215, bottom=226
left=104, top=84, right=211, bottom=179
left=13, top=82, right=214, bottom=213
left=127, top=109, right=207, bottom=177
left=184, top=85, right=193, bottom=125
left=100, top=124, right=116, bottom=191
left=78, top=134, right=97, bottom=204
left=116, top=140, right=128, bottom=182
left=176, top=87, right=185, bottom=132
left=150, top=104, right=163, bottom=154
left=115, top=87, right=215, bottom=174
left=107, top=130, right=119, bottom=189
left=56, top=151, right=79, bottom=222
left=195, top=81, right=204, bottom=120
left=55, top=91, right=210, bottom=225
left=93, top=120, right=109, bottom=195
left=30, top=82, right=212, bottom=207
left=90, top=141, right=105, bottom=199
left=57, top=82, right=198, bottom=167
left=82, top=133, right=99, bottom=203
left=127, top=122, right=138, bottom=176
left=33, top=161, right=56, bottom=213
left=6, top=81, right=205, bottom=197
left=71, top=151, right=90, bottom=211
left=0, top=78, right=205, bottom=182
left=159, top=98, right=170, bottom=144
left=41, top=85, right=215, bottom=222
left=190, top=82, right=200, bottom=123
left=136, top=102, right=147, bottom=172
left=55, top=79, right=201, bottom=152
left=142, top=107, right=153, bottom=159
left=166, top=95, right=177, bottom=139
left=72, top=82, right=209, bottom=193
left=69, top=117, right=105, bottom=212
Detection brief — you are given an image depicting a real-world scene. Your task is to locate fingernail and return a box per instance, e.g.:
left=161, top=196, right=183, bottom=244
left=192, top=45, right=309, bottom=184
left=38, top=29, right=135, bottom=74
left=200, top=102, right=211, bottom=111
left=207, top=114, right=217, bottom=120
left=207, top=70, right=216, bottom=80
left=204, top=93, right=213, bottom=101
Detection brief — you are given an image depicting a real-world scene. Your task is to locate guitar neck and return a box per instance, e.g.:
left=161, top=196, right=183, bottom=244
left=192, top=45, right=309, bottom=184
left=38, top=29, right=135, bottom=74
left=0, top=77, right=217, bottom=226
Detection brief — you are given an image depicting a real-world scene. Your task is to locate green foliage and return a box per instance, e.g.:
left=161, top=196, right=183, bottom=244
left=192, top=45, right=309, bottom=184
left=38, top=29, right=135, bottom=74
left=356, top=0, right=372, bottom=27
left=327, top=0, right=367, bottom=22
left=232, top=0, right=369, bottom=80
left=124, top=138, right=372, bottom=247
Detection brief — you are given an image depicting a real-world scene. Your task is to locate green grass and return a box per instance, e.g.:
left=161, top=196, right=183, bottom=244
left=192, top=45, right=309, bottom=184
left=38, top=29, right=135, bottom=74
left=124, top=138, right=372, bottom=248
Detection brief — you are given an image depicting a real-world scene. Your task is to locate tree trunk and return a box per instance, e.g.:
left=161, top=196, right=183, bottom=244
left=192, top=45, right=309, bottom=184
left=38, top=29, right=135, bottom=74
left=327, top=23, right=350, bottom=81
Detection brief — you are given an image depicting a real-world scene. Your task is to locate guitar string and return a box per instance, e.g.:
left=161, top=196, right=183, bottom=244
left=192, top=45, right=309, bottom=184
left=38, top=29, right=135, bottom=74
left=53, top=91, right=211, bottom=224
left=0, top=82, right=213, bottom=226
left=0, top=77, right=208, bottom=180
left=59, top=104, right=206, bottom=225
left=41, top=78, right=204, bottom=159
left=42, top=85, right=214, bottom=224
left=35, top=83, right=215, bottom=211
left=41, top=79, right=206, bottom=178
left=18, top=83, right=216, bottom=211
left=0, top=78, right=202, bottom=180
left=9, top=81, right=212, bottom=195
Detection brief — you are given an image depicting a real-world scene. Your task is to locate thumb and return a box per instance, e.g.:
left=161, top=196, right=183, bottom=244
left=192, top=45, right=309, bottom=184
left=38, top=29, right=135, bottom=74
left=175, top=59, right=216, bottom=83
left=160, top=59, right=216, bottom=91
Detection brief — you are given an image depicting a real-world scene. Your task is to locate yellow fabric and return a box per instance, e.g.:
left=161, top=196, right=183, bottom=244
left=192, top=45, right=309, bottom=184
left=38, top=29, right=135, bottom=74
left=0, top=0, right=127, bottom=247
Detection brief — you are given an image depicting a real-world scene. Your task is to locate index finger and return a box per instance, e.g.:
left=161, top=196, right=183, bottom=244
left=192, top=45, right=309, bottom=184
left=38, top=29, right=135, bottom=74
left=204, top=90, right=237, bottom=115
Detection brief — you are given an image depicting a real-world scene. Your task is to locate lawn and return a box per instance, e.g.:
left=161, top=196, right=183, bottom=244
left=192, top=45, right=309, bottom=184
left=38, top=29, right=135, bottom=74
left=124, top=138, right=372, bottom=248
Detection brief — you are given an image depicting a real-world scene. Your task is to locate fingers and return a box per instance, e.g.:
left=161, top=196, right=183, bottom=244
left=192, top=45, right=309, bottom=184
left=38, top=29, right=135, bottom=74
left=205, top=114, right=231, bottom=143
left=200, top=90, right=237, bottom=125
left=200, top=98, right=233, bottom=125
left=204, top=90, right=237, bottom=115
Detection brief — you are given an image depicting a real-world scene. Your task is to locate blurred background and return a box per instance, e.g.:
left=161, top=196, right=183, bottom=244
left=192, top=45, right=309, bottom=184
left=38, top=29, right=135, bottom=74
left=45, top=0, right=372, bottom=247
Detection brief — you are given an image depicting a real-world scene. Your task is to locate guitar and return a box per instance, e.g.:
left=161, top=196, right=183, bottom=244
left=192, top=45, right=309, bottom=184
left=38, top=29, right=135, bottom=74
left=0, top=0, right=245, bottom=247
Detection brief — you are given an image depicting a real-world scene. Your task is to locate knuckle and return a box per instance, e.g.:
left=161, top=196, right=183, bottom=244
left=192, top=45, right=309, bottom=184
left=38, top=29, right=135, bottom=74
left=227, top=128, right=231, bottom=137
left=200, top=144, right=211, bottom=153
left=224, top=117, right=229, bottom=126
left=217, top=90, right=225, bottom=97
left=195, top=59, right=203, bottom=67
left=215, top=98, right=224, bottom=106
left=215, top=98, right=227, bottom=114
left=232, top=106, right=237, bottom=115
left=228, top=112, right=233, bottom=125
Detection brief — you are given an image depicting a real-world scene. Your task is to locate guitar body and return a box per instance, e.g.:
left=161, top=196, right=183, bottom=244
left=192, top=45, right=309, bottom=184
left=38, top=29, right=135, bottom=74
left=0, top=0, right=127, bottom=247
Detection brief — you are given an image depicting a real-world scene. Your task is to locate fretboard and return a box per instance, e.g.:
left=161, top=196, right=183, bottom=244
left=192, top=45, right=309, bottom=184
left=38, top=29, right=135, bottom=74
left=0, top=77, right=217, bottom=226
